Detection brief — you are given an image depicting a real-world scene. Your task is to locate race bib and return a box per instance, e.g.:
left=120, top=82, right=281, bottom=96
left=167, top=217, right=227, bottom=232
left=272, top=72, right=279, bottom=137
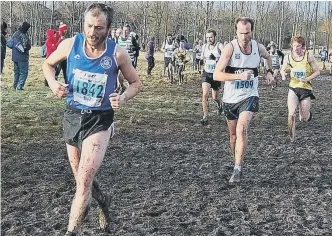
left=271, top=55, right=279, bottom=66
left=166, top=50, right=173, bottom=58
left=205, top=59, right=216, bottom=73
left=234, top=70, right=255, bottom=89
left=72, top=69, right=107, bottom=107
left=291, top=68, right=306, bottom=80
left=196, top=53, right=201, bottom=59
left=235, top=80, right=254, bottom=89
left=177, top=60, right=184, bottom=66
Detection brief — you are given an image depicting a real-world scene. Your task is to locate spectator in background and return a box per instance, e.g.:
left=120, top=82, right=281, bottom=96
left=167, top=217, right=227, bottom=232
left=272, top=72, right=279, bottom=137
left=1, top=21, right=8, bottom=74
left=44, top=29, right=60, bottom=86
left=8, top=21, right=31, bottom=90
left=56, top=23, right=68, bottom=84
left=44, top=23, right=68, bottom=86
left=145, top=36, right=156, bottom=75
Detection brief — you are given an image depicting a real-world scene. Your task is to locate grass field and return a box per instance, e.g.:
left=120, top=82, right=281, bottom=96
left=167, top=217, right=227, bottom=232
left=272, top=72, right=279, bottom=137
left=1, top=47, right=332, bottom=235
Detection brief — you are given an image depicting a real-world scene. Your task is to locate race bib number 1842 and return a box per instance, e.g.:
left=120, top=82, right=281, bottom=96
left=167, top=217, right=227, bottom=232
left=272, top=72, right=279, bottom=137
left=73, top=69, right=108, bottom=107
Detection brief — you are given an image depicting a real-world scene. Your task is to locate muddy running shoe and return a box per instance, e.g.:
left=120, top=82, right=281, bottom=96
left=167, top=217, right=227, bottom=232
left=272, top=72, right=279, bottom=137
left=200, top=116, right=208, bottom=125
left=229, top=169, right=242, bottom=183
left=65, top=232, right=76, bottom=236
left=97, top=194, right=111, bottom=232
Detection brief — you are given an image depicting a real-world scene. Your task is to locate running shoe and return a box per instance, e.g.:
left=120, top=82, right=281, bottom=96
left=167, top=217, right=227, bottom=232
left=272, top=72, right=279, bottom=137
left=97, top=194, right=111, bottom=231
left=200, top=116, right=208, bottom=125
left=229, top=169, right=242, bottom=183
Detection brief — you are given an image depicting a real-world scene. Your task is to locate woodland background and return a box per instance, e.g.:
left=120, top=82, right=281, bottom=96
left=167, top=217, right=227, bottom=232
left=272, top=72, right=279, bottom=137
left=1, top=1, right=331, bottom=52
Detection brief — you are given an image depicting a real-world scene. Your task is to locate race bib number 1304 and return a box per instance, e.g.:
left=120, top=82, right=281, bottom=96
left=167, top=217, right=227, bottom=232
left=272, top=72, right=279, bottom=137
left=73, top=69, right=108, bottom=107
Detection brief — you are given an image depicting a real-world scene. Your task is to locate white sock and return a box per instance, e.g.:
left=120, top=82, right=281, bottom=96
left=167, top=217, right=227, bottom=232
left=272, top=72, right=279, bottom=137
left=234, top=164, right=241, bottom=171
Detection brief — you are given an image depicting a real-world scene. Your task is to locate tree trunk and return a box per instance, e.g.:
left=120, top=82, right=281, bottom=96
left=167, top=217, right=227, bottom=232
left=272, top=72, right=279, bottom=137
left=313, top=1, right=318, bottom=54
left=50, top=1, right=54, bottom=28
left=278, top=2, right=284, bottom=49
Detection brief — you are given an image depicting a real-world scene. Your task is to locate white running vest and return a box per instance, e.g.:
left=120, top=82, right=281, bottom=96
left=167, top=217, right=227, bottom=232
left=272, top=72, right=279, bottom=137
left=270, top=52, right=280, bottom=67
left=203, top=42, right=221, bottom=73
left=223, top=39, right=261, bottom=103
left=164, top=42, right=174, bottom=58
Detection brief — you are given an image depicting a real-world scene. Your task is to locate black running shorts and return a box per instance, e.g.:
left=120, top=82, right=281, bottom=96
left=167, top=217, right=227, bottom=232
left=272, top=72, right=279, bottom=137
left=195, top=58, right=203, bottom=65
left=201, top=70, right=221, bottom=90
left=223, top=96, right=259, bottom=120
left=164, top=57, right=173, bottom=67
left=63, top=106, right=115, bottom=149
left=289, top=87, right=315, bottom=101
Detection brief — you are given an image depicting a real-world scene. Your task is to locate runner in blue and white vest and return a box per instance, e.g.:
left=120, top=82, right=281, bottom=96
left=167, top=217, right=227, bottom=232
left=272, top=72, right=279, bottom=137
left=42, top=3, right=141, bottom=234
left=213, top=17, right=275, bottom=184
left=200, top=29, right=224, bottom=125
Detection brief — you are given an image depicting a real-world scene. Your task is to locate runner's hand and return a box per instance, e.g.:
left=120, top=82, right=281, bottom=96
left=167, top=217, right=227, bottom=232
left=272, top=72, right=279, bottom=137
left=299, top=78, right=307, bottom=83
left=49, top=80, right=68, bottom=98
left=109, top=93, right=126, bottom=109
left=266, top=72, right=275, bottom=85
left=239, top=70, right=253, bottom=80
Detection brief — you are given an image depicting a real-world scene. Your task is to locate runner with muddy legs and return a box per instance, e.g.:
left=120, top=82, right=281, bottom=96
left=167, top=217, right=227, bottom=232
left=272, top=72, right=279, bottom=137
left=173, top=41, right=189, bottom=85
left=213, top=17, right=274, bottom=183
left=200, top=29, right=224, bottom=125
left=43, top=3, right=141, bottom=235
left=161, top=34, right=176, bottom=83
left=280, top=35, right=319, bottom=142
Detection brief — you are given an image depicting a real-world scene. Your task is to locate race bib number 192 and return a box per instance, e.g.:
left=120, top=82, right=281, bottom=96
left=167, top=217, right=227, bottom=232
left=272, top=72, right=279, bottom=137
left=291, top=68, right=306, bottom=80
left=73, top=69, right=108, bottom=107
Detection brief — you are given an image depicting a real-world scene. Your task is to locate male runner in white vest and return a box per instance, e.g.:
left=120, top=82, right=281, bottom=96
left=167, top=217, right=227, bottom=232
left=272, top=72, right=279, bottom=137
left=213, top=17, right=275, bottom=183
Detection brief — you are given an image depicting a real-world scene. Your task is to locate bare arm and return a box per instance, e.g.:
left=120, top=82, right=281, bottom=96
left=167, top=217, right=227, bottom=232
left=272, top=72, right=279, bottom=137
left=258, top=44, right=272, bottom=71
left=213, top=43, right=240, bottom=81
left=218, top=42, right=224, bottom=53
left=115, top=46, right=141, bottom=102
left=280, top=54, right=289, bottom=80
left=42, top=38, right=73, bottom=97
left=43, top=38, right=73, bottom=84
left=305, top=53, right=320, bottom=82
left=161, top=41, right=166, bottom=52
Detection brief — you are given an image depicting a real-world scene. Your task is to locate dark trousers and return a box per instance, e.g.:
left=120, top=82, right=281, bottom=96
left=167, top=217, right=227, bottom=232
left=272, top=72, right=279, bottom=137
left=133, top=56, right=138, bottom=68
left=45, top=60, right=67, bottom=86
left=147, top=57, right=155, bottom=75
left=1, top=58, right=4, bottom=74
left=14, top=61, right=29, bottom=89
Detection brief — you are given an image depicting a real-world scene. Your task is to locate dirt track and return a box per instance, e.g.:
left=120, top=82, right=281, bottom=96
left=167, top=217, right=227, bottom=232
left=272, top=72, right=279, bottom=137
left=1, top=62, right=332, bottom=235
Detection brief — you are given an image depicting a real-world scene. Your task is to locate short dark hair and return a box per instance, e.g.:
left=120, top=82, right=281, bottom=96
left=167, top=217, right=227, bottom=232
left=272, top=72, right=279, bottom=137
left=84, top=3, right=114, bottom=29
left=235, top=17, right=254, bottom=31
left=206, top=29, right=216, bottom=37
left=123, top=24, right=130, bottom=29
left=167, top=33, right=172, bottom=37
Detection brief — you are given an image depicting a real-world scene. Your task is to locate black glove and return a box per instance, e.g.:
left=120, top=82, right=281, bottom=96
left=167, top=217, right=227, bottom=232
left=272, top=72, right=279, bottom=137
left=209, top=53, right=216, bottom=60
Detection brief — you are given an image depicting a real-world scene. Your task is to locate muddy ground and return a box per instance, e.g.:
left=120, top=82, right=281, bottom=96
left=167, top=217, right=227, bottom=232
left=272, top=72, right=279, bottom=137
left=1, top=50, right=332, bottom=235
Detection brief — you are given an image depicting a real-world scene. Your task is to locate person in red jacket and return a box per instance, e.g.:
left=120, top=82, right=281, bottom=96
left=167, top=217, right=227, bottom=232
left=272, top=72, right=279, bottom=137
left=45, top=24, right=68, bottom=86
left=44, top=29, right=60, bottom=86
left=55, top=23, right=68, bottom=83
left=46, top=29, right=60, bottom=58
